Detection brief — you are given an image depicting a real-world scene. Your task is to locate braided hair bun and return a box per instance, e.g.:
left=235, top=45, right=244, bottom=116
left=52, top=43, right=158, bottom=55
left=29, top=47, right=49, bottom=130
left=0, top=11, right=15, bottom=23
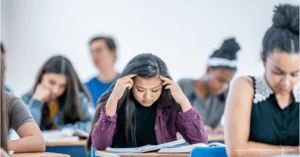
left=272, top=4, right=299, bottom=34
left=262, top=4, right=299, bottom=61
left=210, top=38, right=240, bottom=60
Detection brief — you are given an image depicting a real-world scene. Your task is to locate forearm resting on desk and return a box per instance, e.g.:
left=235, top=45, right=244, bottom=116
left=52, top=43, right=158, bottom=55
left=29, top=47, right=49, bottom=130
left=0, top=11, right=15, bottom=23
left=8, top=122, right=45, bottom=153
left=8, top=135, right=45, bottom=152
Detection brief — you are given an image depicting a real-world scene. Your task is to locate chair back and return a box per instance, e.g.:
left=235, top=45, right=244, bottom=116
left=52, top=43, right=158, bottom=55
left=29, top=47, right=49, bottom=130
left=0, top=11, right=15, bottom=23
left=190, top=147, right=227, bottom=157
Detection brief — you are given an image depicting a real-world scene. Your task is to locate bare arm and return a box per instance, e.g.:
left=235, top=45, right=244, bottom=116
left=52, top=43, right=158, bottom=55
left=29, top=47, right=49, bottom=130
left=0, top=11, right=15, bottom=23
left=8, top=121, right=45, bottom=153
left=224, top=76, right=299, bottom=157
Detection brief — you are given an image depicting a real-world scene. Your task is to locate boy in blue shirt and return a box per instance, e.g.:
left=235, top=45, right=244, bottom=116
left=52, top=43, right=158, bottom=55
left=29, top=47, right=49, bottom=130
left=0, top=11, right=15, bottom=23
left=85, top=36, right=119, bottom=107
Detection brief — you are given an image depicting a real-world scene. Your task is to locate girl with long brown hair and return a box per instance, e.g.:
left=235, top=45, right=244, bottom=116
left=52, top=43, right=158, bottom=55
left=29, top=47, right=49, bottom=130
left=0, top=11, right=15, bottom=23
left=22, top=55, right=95, bottom=132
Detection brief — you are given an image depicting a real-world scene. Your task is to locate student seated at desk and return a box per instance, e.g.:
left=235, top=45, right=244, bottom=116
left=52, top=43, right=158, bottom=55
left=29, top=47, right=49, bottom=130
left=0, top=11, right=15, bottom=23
left=85, top=53, right=208, bottom=153
left=22, top=55, right=95, bottom=132
left=1, top=63, right=45, bottom=153
left=224, top=4, right=299, bottom=156
left=178, top=38, right=240, bottom=135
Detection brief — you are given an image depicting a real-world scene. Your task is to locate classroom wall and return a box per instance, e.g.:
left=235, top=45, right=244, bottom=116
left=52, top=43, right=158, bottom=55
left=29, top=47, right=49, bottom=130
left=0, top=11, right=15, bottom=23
left=1, top=0, right=298, bottom=97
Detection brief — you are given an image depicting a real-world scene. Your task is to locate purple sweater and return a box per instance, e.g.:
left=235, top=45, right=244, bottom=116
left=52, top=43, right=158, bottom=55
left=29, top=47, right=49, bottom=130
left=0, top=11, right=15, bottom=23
left=91, top=100, right=208, bottom=150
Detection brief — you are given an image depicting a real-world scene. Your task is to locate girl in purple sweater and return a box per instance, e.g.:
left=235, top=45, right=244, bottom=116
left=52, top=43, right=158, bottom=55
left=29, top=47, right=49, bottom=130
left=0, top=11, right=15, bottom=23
left=86, top=53, right=207, bottom=153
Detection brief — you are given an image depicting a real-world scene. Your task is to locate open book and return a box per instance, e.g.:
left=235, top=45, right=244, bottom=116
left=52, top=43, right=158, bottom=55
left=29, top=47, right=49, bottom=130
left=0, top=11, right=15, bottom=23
left=105, top=139, right=186, bottom=153
left=72, top=129, right=89, bottom=138
left=157, top=142, right=226, bottom=153
left=42, top=128, right=89, bottom=142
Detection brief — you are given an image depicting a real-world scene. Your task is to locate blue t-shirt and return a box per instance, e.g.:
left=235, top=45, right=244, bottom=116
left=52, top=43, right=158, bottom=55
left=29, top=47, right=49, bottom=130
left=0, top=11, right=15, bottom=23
left=85, top=77, right=118, bottom=107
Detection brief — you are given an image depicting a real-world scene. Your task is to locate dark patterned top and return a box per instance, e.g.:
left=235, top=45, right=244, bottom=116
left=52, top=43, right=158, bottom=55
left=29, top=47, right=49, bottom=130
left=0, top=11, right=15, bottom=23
left=249, top=75, right=299, bottom=146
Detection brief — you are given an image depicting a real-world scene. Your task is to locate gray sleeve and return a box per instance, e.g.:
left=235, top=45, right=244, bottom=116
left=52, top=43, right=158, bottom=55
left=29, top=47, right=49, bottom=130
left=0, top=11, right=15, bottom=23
left=178, top=79, right=194, bottom=100
left=178, top=79, right=190, bottom=95
left=8, top=99, right=35, bottom=131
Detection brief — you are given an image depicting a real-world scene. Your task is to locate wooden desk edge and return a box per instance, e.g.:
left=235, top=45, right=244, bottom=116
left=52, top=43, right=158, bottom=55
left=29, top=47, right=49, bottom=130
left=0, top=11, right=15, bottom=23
left=45, top=139, right=87, bottom=146
left=96, top=150, right=190, bottom=157
left=12, top=152, right=71, bottom=157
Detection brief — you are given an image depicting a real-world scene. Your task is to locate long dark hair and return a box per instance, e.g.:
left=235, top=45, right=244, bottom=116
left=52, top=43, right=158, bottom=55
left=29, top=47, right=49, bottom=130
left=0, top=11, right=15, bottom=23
left=24, top=55, right=92, bottom=130
left=1, top=53, right=8, bottom=152
left=262, top=4, right=299, bottom=61
left=86, top=53, right=182, bottom=153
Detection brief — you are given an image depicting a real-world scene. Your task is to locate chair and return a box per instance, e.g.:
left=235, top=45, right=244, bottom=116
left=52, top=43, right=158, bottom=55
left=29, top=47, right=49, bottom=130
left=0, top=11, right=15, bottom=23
left=190, top=147, right=227, bottom=157
left=91, top=145, right=96, bottom=157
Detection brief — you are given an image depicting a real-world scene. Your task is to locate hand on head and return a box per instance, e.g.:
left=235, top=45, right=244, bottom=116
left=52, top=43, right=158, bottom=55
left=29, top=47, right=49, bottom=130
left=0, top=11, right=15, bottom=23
left=33, top=84, right=51, bottom=102
left=160, top=75, right=190, bottom=106
left=110, top=74, right=137, bottom=101
left=109, top=74, right=192, bottom=112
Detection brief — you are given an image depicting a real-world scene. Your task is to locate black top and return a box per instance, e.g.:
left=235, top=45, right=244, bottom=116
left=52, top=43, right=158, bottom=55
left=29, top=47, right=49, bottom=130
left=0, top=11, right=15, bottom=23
left=112, top=97, right=157, bottom=148
left=249, top=76, right=299, bottom=146
left=135, top=100, right=157, bottom=146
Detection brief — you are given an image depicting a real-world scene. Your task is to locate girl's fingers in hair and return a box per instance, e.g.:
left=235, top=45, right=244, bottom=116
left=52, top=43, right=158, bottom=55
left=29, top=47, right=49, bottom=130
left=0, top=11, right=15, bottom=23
left=164, top=85, right=172, bottom=90
left=160, top=75, right=170, bottom=81
left=126, top=82, right=134, bottom=90
left=125, top=74, right=137, bottom=79
left=125, top=77, right=134, bottom=85
left=162, top=81, right=172, bottom=86
left=120, top=78, right=134, bottom=89
left=121, top=74, right=135, bottom=83
left=160, top=76, right=173, bottom=85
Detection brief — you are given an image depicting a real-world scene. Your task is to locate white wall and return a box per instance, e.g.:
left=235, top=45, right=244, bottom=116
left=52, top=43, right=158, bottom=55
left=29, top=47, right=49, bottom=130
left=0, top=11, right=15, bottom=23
left=1, top=0, right=298, bottom=97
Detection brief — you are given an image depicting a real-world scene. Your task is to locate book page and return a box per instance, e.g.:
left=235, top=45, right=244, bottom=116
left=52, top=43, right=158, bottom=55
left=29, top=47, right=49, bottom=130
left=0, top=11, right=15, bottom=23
left=106, top=139, right=187, bottom=153
left=42, top=129, right=80, bottom=142
left=73, top=129, right=89, bottom=138
left=158, top=143, right=208, bottom=153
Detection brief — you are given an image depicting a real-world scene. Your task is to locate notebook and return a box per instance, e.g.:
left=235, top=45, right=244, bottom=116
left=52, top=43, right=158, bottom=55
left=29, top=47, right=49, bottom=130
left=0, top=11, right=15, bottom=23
left=157, top=142, right=226, bottom=153
left=105, top=139, right=187, bottom=153
left=42, top=128, right=88, bottom=142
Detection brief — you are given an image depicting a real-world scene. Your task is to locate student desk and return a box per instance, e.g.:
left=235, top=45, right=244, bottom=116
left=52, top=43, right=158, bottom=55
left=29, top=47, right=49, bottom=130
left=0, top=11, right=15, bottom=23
left=177, top=132, right=224, bottom=143
left=208, top=135, right=224, bottom=142
left=11, top=152, right=71, bottom=157
left=45, top=139, right=87, bottom=146
left=95, top=151, right=189, bottom=157
left=94, top=135, right=225, bottom=157
left=45, top=140, right=90, bottom=157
